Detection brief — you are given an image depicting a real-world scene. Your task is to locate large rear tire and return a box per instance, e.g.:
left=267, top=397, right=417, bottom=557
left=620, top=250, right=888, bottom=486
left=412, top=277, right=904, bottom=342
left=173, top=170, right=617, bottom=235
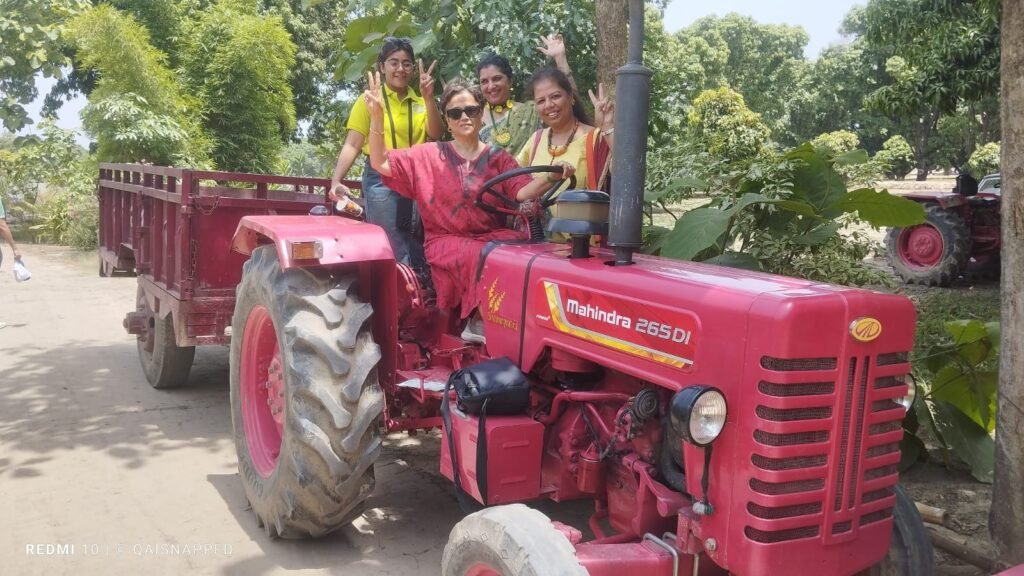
left=136, top=286, right=195, bottom=389
left=230, top=245, right=383, bottom=538
left=442, top=504, right=587, bottom=576
left=886, top=204, right=970, bottom=286
left=869, top=485, right=935, bottom=576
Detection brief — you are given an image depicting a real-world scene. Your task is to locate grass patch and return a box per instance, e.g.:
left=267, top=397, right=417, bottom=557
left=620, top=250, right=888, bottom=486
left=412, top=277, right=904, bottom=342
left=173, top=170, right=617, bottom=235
left=910, top=286, right=1000, bottom=366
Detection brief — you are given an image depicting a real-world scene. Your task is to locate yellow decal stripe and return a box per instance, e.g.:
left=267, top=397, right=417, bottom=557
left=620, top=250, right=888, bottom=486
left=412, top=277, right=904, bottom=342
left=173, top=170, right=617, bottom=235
left=544, top=282, right=691, bottom=368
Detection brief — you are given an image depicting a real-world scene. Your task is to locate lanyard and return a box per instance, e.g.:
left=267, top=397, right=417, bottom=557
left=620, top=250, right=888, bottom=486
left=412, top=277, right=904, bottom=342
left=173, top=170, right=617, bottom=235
left=382, top=86, right=414, bottom=149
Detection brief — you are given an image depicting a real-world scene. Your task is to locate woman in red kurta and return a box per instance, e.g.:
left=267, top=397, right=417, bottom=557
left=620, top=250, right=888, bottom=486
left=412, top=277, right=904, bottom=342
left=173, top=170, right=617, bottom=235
left=362, top=75, right=575, bottom=321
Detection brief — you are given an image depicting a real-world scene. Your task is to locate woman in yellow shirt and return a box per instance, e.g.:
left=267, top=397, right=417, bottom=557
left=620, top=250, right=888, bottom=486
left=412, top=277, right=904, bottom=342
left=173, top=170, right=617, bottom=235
left=516, top=68, right=614, bottom=194
left=328, top=37, right=443, bottom=271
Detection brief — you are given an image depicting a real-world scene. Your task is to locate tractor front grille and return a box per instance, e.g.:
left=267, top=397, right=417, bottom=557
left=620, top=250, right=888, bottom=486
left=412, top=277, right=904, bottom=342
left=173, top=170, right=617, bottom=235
left=745, top=352, right=909, bottom=545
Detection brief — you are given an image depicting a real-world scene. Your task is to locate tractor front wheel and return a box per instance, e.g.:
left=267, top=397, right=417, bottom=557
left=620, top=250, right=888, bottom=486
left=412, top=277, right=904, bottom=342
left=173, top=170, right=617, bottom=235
left=136, top=286, right=195, bottom=389
left=442, top=505, right=587, bottom=576
left=229, top=245, right=383, bottom=538
left=869, top=485, right=935, bottom=576
left=886, top=203, right=970, bottom=286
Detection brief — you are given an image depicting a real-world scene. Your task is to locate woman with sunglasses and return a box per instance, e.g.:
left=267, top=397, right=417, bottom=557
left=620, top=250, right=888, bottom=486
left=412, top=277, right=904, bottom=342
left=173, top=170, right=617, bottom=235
left=363, top=74, right=573, bottom=339
left=518, top=68, right=614, bottom=193
left=328, top=37, right=443, bottom=272
left=478, top=34, right=575, bottom=153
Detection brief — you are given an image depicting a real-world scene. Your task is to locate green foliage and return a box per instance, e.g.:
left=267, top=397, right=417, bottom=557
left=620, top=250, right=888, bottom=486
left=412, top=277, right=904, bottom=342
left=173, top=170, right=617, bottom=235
left=181, top=2, right=297, bottom=173
left=968, top=141, right=1000, bottom=177
left=65, top=5, right=208, bottom=165
left=811, top=131, right=860, bottom=156
left=0, top=0, right=89, bottom=131
left=875, top=135, right=915, bottom=179
left=280, top=140, right=331, bottom=177
left=655, top=143, right=924, bottom=286
left=910, top=318, right=1000, bottom=482
left=687, top=88, right=770, bottom=163
left=680, top=13, right=809, bottom=140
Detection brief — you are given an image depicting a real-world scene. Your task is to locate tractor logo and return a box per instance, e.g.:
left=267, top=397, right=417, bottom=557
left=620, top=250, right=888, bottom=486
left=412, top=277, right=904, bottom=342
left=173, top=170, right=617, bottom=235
left=484, top=278, right=518, bottom=331
left=850, top=317, right=882, bottom=342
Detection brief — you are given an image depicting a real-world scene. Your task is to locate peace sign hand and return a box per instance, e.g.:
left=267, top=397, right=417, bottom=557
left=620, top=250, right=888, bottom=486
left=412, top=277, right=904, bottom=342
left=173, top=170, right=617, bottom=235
left=363, top=70, right=384, bottom=121
left=419, top=59, right=437, bottom=99
left=588, top=83, right=614, bottom=132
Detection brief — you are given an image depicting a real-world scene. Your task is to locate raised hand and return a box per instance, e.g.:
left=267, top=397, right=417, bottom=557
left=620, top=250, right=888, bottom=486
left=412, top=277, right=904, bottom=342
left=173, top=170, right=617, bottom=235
left=588, top=83, right=614, bottom=132
left=419, top=59, right=437, bottom=99
left=363, top=71, right=384, bottom=120
left=537, top=33, right=566, bottom=60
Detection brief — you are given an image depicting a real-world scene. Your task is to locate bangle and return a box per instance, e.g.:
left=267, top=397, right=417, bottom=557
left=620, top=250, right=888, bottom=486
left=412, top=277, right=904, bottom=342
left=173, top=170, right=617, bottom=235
left=369, top=129, right=384, bottom=136
left=602, top=127, right=614, bottom=136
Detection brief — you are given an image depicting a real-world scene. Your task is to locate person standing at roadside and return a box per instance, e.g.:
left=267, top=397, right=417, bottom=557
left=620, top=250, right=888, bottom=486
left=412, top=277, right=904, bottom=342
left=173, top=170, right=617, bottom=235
left=328, top=37, right=443, bottom=273
left=0, top=196, right=21, bottom=270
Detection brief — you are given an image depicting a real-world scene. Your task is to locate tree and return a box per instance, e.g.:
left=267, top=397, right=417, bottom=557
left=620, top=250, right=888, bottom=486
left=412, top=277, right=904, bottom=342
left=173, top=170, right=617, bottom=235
left=992, top=0, right=1024, bottom=566
left=862, top=0, right=1001, bottom=180
left=0, top=0, right=88, bottom=131
left=680, top=14, right=809, bottom=139
left=968, top=141, right=1000, bottom=176
left=811, top=131, right=860, bottom=156
left=181, top=2, right=297, bottom=173
left=687, top=87, right=770, bottom=163
left=595, top=0, right=627, bottom=98
left=65, top=5, right=207, bottom=165
left=875, top=135, right=915, bottom=180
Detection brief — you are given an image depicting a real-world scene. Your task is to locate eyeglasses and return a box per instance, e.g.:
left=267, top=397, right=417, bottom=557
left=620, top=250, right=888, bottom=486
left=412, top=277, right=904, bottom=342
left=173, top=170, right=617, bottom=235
left=445, top=105, right=483, bottom=120
left=385, top=59, right=414, bottom=70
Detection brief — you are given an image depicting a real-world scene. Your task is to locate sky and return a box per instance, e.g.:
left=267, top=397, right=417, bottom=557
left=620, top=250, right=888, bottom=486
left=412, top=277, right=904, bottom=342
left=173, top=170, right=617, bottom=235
left=21, top=0, right=863, bottom=146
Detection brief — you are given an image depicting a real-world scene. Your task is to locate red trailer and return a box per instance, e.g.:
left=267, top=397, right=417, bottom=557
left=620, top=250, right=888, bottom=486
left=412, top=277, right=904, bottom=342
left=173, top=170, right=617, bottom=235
left=97, top=163, right=358, bottom=388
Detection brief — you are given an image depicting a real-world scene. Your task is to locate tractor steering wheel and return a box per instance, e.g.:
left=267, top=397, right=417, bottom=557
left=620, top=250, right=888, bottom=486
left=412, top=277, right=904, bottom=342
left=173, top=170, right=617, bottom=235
left=476, top=165, right=577, bottom=216
left=475, top=166, right=577, bottom=242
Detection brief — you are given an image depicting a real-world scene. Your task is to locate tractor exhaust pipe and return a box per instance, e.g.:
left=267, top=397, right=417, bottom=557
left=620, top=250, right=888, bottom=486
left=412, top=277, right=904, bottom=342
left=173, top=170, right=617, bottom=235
left=607, top=0, right=652, bottom=266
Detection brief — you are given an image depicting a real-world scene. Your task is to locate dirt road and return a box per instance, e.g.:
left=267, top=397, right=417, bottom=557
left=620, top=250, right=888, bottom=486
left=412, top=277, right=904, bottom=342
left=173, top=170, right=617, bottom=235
left=0, top=244, right=552, bottom=576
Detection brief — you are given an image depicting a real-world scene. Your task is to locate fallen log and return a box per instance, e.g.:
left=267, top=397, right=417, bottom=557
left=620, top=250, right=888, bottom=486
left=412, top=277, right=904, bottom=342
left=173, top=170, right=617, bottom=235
left=926, top=523, right=998, bottom=574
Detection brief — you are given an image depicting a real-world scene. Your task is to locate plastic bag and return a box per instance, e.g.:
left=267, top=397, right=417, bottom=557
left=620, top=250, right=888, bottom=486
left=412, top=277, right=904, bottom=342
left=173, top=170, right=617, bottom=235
left=14, top=258, right=31, bottom=282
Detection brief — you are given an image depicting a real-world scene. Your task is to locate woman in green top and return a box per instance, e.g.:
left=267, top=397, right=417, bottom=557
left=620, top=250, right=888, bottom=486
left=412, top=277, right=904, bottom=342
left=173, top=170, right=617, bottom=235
left=477, top=34, right=575, bottom=154
left=328, top=37, right=443, bottom=271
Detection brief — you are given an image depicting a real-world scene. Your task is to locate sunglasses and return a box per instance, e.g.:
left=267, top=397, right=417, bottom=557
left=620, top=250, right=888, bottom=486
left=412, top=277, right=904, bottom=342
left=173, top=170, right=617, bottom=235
left=445, top=105, right=483, bottom=120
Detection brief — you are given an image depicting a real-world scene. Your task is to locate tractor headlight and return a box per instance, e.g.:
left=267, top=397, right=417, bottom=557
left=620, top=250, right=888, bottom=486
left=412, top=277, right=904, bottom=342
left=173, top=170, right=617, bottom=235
left=897, top=378, right=916, bottom=412
left=670, top=386, right=728, bottom=446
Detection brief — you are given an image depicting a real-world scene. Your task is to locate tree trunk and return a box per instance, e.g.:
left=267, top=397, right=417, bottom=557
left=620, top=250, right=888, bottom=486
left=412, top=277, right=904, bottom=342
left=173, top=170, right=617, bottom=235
left=913, top=118, right=930, bottom=181
left=990, top=0, right=1024, bottom=568
left=594, top=0, right=628, bottom=99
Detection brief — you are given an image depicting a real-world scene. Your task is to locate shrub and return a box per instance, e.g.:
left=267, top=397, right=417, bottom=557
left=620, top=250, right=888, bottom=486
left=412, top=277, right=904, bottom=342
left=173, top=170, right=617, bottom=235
left=967, top=141, right=1000, bottom=177
left=875, top=135, right=915, bottom=180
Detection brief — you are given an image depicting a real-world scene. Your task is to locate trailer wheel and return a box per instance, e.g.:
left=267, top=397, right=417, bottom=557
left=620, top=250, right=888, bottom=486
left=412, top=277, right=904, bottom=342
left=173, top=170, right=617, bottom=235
left=442, top=504, right=587, bottom=576
left=230, top=245, right=383, bottom=539
left=886, top=204, right=970, bottom=286
left=868, top=485, right=935, bottom=576
left=136, top=286, right=195, bottom=389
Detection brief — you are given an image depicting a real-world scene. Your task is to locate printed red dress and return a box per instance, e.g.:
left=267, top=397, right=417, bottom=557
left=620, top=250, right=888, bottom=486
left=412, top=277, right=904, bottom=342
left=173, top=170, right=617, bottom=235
left=381, top=142, right=533, bottom=318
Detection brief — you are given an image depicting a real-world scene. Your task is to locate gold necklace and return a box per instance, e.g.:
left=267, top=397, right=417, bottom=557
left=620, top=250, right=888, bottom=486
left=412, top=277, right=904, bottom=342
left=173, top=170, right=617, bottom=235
left=489, top=99, right=514, bottom=115
left=488, top=105, right=512, bottom=146
left=547, top=120, right=579, bottom=158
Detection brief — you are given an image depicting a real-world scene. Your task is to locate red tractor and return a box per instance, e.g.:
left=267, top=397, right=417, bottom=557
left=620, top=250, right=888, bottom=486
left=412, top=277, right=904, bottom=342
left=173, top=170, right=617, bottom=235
left=886, top=173, right=1002, bottom=286
left=102, top=2, right=932, bottom=574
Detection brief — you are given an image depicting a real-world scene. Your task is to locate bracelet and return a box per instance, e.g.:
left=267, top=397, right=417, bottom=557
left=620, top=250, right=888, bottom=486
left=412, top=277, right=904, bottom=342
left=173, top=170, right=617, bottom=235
left=602, top=127, right=614, bottom=136
left=369, top=129, right=384, bottom=136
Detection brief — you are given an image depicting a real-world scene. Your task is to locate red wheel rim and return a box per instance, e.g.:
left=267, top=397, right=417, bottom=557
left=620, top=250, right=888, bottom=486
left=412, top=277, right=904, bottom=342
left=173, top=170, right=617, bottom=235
left=465, top=563, right=502, bottom=576
left=240, top=305, right=285, bottom=478
left=897, top=226, right=944, bottom=268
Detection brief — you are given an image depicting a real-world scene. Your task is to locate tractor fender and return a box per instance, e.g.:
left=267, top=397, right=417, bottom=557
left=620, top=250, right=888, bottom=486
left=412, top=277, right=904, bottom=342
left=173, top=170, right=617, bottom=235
left=231, top=215, right=395, bottom=270
left=901, top=193, right=966, bottom=209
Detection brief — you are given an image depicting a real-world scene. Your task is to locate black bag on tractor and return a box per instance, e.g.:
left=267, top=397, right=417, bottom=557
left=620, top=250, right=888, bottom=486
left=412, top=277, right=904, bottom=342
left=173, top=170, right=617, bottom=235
left=440, top=357, right=529, bottom=508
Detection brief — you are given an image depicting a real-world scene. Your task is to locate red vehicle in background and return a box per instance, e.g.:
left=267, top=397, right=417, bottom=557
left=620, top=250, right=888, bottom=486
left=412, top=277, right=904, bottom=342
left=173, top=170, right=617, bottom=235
left=99, top=2, right=933, bottom=574
left=886, top=173, right=1002, bottom=286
